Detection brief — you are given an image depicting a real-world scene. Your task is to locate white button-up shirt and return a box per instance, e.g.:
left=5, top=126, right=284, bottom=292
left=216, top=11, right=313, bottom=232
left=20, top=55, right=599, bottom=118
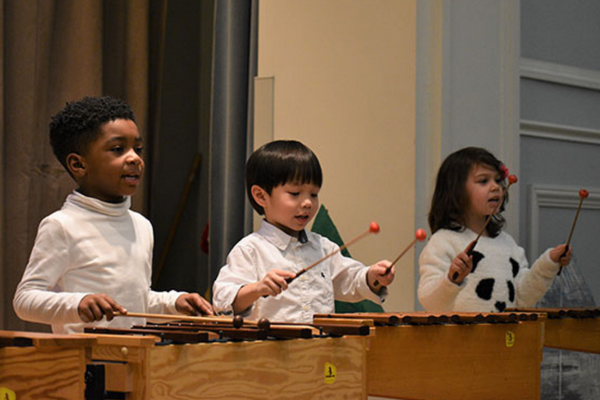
left=212, top=220, right=385, bottom=323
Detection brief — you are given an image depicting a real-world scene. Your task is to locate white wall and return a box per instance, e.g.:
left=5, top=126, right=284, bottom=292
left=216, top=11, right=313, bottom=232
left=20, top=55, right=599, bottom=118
left=256, top=0, right=417, bottom=311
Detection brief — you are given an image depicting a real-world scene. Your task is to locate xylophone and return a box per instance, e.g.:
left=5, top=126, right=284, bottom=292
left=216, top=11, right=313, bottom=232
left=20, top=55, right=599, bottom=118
left=314, top=311, right=545, bottom=400
left=0, top=331, right=94, bottom=399
left=0, top=318, right=371, bottom=400
left=509, top=307, right=600, bottom=354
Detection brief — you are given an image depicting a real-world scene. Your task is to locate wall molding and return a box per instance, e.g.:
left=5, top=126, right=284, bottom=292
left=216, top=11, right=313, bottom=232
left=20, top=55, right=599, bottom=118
left=521, top=119, right=600, bottom=146
left=528, top=184, right=600, bottom=261
left=520, top=57, right=600, bottom=91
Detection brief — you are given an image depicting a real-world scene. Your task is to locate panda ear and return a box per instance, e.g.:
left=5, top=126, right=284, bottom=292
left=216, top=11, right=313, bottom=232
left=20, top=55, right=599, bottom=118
left=471, top=251, right=485, bottom=274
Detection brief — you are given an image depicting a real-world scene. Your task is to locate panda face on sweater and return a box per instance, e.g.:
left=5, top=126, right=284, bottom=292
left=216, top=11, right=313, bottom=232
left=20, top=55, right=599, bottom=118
left=470, top=250, right=521, bottom=312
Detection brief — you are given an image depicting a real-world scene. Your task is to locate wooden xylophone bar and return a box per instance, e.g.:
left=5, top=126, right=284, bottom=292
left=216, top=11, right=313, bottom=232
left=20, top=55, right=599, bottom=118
left=314, top=310, right=539, bottom=325
left=86, top=317, right=372, bottom=342
left=86, top=326, right=219, bottom=343
left=510, top=307, right=600, bottom=319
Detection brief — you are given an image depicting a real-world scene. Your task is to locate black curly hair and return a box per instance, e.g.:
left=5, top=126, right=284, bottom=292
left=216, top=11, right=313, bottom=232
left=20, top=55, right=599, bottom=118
left=428, top=147, right=507, bottom=237
left=49, top=96, right=136, bottom=171
left=246, top=140, right=322, bottom=215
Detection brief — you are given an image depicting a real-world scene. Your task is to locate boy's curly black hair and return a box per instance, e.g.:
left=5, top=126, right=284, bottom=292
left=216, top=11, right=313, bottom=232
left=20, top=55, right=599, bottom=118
left=246, top=140, right=322, bottom=215
left=49, top=96, right=135, bottom=170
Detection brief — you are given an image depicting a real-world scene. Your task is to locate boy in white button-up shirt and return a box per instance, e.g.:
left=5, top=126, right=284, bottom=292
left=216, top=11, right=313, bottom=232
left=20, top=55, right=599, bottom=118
left=212, top=140, right=394, bottom=323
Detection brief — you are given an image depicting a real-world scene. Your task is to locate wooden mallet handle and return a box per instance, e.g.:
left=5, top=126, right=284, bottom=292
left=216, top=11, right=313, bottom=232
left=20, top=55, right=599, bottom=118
left=261, top=222, right=381, bottom=298
left=373, top=229, right=427, bottom=287
left=286, top=222, right=380, bottom=284
left=114, top=311, right=245, bottom=328
left=557, top=189, right=588, bottom=275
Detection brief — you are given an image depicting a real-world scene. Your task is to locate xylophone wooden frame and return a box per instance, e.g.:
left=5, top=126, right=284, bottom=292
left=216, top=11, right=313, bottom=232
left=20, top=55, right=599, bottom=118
left=315, top=311, right=546, bottom=400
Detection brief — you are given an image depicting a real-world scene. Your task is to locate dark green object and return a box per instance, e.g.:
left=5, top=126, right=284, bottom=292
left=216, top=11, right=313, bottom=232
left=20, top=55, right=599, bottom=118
left=311, top=205, right=384, bottom=313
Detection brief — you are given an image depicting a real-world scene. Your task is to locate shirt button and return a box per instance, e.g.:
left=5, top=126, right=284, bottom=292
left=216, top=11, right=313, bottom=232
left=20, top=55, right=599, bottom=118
left=303, top=305, right=309, bottom=311
left=300, top=275, right=306, bottom=281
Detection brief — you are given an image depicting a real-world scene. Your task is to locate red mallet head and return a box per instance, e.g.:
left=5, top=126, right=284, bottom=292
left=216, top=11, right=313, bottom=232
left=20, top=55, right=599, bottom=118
left=369, top=222, right=380, bottom=234
left=499, top=164, right=510, bottom=180
left=508, top=174, right=518, bottom=185
left=579, top=189, right=589, bottom=199
left=415, top=229, right=427, bottom=241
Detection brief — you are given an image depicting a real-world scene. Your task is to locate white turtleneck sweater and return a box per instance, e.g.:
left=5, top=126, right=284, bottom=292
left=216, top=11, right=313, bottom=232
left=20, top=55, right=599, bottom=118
left=13, top=191, right=183, bottom=334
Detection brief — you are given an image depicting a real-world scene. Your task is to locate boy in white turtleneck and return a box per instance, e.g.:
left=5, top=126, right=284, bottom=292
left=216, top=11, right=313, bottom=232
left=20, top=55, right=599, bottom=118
left=13, top=96, right=213, bottom=334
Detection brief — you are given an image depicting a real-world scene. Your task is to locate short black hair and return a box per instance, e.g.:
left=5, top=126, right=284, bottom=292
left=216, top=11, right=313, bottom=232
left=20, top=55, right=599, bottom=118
left=49, top=96, right=135, bottom=170
left=246, top=140, right=323, bottom=215
left=428, top=147, right=507, bottom=237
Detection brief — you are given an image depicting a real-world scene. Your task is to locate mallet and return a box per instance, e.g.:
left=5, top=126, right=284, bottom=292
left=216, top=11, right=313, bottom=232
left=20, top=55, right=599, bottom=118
left=114, top=311, right=245, bottom=329
left=557, top=188, right=589, bottom=275
left=373, top=228, right=427, bottom=287
left=287, top=222, right=381, bottom=284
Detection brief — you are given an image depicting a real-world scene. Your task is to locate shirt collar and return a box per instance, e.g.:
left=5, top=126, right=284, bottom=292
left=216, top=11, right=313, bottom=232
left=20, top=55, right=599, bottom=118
left=258, top=220, right=309, bottom=250
left=66, top=190, right=131, bottom=217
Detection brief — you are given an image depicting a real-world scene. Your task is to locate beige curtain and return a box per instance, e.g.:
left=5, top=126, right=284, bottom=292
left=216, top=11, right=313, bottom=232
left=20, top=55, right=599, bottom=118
left=0, top=0, right=165, bottom=331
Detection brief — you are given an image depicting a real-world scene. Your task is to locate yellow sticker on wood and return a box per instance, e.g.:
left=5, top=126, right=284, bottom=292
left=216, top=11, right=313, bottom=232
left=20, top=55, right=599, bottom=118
left=0, top=387, right=16, bottom=400
left=505, top=330, right=515, bottom=347
left=324, top=362, right=337, bottom=384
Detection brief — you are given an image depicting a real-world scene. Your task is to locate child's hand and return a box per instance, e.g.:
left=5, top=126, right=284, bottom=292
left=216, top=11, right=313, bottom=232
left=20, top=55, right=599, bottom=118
left=448, top=242, right=474, bottom=284
left=550, top=244, right=572, bottom=266
left=78, top=293, right=127, bottom=323
left=176, top=293, right=214, bottom=316
left=258, top=269, right=296, bottom=297
left=367, top=260, right=394, bottom=291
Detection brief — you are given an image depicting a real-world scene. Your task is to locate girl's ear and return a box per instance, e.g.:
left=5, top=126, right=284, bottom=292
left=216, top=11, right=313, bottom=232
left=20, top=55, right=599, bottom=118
left=66, top=153, right=86, bottom=178
left=251, top=185, right=269, bottom=207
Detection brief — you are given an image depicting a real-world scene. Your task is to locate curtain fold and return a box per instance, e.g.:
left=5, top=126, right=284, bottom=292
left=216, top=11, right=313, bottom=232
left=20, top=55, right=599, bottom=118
left=1, top=0, right=155, bottom=331
left=0, top=0, right=5, bottom=328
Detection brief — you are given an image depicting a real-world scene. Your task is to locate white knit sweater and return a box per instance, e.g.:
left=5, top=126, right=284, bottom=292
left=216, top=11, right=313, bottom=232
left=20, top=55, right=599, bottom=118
left=418, top=228, right=559, bottom=312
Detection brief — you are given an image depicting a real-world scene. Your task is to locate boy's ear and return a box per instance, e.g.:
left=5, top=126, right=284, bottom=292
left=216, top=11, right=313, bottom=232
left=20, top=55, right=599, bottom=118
left=66, top=153, right=86, bottom=178
left=251, top=185, right=269, bottom=207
